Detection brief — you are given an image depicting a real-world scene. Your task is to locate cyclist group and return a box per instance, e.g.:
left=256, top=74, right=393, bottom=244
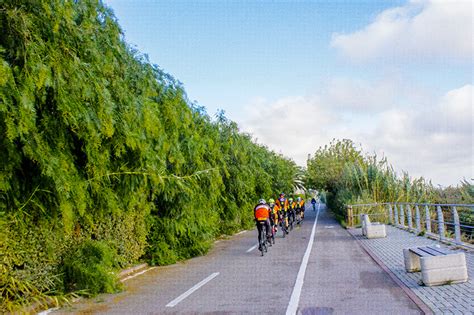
left=253, top=193, right=308, bottom=253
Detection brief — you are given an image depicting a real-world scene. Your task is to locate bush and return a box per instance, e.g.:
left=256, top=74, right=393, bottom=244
left=63, top=241, right=121, bottom=295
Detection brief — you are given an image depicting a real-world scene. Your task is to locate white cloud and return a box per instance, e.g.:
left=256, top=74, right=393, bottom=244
left=331, top=0, right=473, bottom=63
left=239, top=84, right=473, bottom=187
left=360, top=84, right=473, bottom=185
left=239, top=96, right=338, bottom=165
left=324, top=76, right=403, bottom=112
left=437, top=84, right=473, bottom=131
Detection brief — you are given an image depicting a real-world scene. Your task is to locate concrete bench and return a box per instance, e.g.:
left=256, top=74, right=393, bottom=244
left=403, top=245, right=468, bottom=286
left=361, top=214, right=386, bottom=239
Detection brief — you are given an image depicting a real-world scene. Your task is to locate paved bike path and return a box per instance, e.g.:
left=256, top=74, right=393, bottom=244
left=298, top=207, right=421, bottom=314
left=53, top=204, right=421, bottom=314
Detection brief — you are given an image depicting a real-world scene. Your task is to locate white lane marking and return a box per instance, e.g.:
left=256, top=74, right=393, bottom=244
left=324, top=226, right=334, bottom=229
left=121, top=267, right=156, bottom=282
left=166, top=272, right=220, bottom=307
left=286, top=207, right=321, bottom=315
left=246, top=244, right=258, bottom=253
left=236, top=230, right=247, bottom=235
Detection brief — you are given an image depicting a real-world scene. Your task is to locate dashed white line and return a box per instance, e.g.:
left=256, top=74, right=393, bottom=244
left=286, top=207, right=321, bottom=315
left=236, top=230, right=248, bottom=235
left=246, top=244, right=258, bottom=253
left=166, top=272, right=220, bottom=307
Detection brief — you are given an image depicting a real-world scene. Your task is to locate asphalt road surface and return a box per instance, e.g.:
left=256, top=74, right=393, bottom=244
left=53, top=204, right=421, bottom=314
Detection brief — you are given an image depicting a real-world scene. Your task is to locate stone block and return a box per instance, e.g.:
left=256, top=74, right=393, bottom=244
left=360, top=213, right=386, bottom=239
left=420, top=253, right=468, bottom=286
left=366, top=224, right=386, bottom=239
left=403, top=248, right=421, bottom=272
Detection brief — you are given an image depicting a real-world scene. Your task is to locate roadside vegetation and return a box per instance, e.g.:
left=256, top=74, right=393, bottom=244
left=0, top=1, right=300, bottom=311
left=306, top=139, right=474, bottom=223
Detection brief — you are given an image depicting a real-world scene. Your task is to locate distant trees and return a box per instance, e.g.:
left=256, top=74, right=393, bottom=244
left=306, top=139, right=434, bottom=220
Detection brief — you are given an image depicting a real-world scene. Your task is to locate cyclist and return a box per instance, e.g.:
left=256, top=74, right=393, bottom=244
left=268, top=198, right=278, bottom=233
left=254, top=199, right=271, bottom=250
left=311, top=197, right=317, bottom=211
left=276, top=193, right=289, bottom=211
left=276, top=193, right=289, bottom=234
left=296, top=197, right=305, bottom=220
left=288, top=197, right=296, bottom=229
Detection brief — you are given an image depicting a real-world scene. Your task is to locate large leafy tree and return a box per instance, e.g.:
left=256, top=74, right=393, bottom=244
left=306, top=139, right=364, bottom=192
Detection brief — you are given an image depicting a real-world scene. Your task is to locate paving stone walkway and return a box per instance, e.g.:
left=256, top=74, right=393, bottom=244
left=349, top=225, right=474, bottom=315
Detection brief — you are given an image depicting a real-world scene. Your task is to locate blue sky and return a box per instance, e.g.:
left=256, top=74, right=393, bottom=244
left=104, top=0, right=473, bottom=186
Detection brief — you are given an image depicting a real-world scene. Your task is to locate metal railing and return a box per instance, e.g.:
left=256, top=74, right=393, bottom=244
left=346, top=203, right=474, bottom=249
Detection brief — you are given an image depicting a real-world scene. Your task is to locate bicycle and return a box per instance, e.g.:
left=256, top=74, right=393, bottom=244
left=270, top=222, right=276, bottom=245
left=269, top=214, right=277, bottom=245
left=279, top=211, right=288, bottom=237
left=257, top=221, right=268, bottom=256
left=288, top=209, right=295, bottom=231
left=295, top=208, right=302, bottom=225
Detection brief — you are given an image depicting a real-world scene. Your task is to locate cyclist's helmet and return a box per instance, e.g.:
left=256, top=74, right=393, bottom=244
left=297, top=197, right=301, bottom=201
left=268, top=198, right=275, bottom=204
left=280, top=192, right=285, bottom=197
left=289, top=198, right=294, bottom=202
left=258, top=199, right=266, bottom=205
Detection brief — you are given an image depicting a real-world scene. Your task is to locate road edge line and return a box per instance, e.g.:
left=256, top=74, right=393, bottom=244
left=120, top=267, right=156, bottom=282
left=347, top=228, right=433, bottom=315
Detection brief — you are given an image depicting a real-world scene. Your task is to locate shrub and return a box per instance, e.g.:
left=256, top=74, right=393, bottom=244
left=62, top=241, right=121, bottom=295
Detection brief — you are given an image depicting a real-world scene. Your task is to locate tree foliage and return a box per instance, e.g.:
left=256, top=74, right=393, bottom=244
left=306, top=139, right=364, bottom=192
left=0, top=0, right=299, bottom=310
left=306, top=139, right=434, bottom=219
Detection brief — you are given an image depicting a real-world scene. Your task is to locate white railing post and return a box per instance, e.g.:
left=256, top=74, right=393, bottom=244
left=407, top=204, right=413, bottom=230
left=394, top=204, right=399, bottom=226
left=400, top=204, right=405, bottom=227
left=425, top=205, right=431, bottom=233
left=388, top=204, right=393, bottom=225
left=452, top=206, right=461, bottom=243
left=437, top=205, right=445, bottom=240
left=415, top=205, right=421, bottom=232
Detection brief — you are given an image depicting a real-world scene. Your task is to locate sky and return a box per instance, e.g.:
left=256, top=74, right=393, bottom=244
left=104, top=0, right=473, bottom=187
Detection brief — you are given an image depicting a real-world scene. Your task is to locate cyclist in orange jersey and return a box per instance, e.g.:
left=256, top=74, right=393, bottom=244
left=254, top=199, right=271, bottom=249
left=276, top=192, right=289, bottom=211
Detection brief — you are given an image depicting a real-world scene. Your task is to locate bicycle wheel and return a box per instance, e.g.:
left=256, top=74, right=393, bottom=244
left=261, top=221, right=269, bottom=255
left=259, top=231, right=265, bottom=256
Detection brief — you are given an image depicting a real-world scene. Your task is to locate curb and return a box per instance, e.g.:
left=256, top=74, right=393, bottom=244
left=346, top=228, right=434, bottom=315
left=118, top=263, right=148, bottom=280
